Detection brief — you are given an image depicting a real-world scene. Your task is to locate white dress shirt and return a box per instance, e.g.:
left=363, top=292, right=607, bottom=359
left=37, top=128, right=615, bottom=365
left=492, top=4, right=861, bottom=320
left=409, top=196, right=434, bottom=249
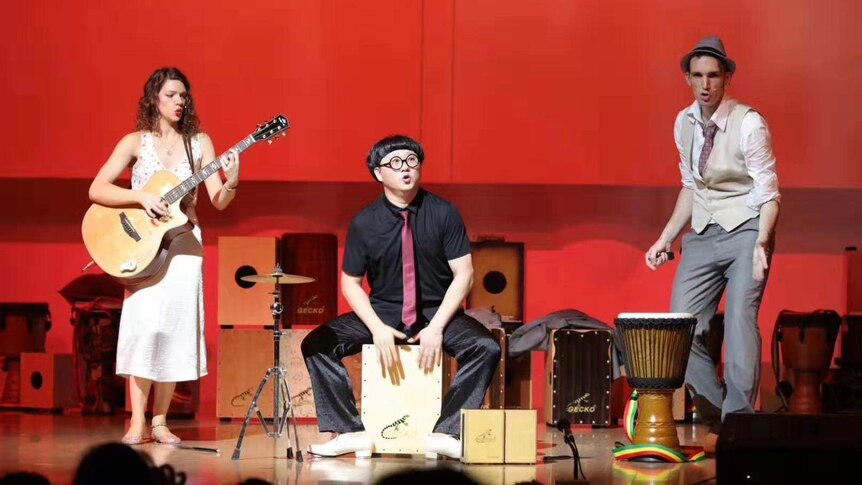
left=673, top=96, right=781, bottom=211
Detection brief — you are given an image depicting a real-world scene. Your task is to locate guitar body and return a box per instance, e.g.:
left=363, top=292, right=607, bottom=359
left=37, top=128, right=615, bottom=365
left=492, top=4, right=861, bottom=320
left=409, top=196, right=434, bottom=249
left=81, top=170, right=194, bottom=284
left=80, top=114, right=289, bottom=283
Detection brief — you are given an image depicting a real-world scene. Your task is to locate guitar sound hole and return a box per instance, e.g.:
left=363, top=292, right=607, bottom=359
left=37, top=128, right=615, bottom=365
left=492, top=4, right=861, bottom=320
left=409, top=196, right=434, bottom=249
left=236, top=265, right=258, bottom=289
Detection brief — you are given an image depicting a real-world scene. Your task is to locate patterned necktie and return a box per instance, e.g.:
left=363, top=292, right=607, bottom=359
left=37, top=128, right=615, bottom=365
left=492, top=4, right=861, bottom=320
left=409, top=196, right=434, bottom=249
left=698, top=121, right=718, bottom=175
left=400, top=211, right=417, bottom=327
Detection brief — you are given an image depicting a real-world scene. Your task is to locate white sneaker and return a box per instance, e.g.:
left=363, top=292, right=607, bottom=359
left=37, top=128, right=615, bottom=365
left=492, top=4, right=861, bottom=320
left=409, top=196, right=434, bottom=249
left=308, top=431, right=373, bottom=458
left=424, top=432, right=461, bottom=460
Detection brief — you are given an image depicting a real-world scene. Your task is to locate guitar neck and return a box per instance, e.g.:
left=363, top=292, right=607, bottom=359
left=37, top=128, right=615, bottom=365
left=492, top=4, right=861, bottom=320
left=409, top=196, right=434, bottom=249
left=163, top=135, right=256, bottom=204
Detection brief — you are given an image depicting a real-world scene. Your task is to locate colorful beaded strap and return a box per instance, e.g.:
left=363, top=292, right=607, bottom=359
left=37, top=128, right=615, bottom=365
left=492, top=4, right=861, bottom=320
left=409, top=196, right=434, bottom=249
left=612, top=391, right=707, bottom=463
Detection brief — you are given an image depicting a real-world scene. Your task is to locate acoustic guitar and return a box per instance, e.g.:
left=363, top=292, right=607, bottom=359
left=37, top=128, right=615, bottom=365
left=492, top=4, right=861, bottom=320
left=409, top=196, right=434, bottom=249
left=81, top=115, right=289, bottom=284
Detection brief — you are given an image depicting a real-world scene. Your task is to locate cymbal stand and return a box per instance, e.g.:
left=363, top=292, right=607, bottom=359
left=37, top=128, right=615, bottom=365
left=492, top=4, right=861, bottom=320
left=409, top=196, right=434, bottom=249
left=231, top=263, right=303, bottom=461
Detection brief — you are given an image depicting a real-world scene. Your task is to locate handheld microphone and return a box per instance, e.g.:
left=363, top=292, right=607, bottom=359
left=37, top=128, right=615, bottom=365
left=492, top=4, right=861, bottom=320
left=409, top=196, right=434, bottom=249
left=657, top=250, right=675, bottom=261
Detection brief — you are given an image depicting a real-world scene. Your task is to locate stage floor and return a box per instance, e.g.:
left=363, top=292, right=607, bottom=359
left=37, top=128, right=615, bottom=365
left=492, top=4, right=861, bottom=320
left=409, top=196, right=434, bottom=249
left=0, top=412, right=716, bottom=484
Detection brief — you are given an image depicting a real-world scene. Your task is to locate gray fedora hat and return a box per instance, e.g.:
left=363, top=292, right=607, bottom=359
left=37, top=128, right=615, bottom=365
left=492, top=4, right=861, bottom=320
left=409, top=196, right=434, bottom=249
left=680, top=35, right=736, bottom=73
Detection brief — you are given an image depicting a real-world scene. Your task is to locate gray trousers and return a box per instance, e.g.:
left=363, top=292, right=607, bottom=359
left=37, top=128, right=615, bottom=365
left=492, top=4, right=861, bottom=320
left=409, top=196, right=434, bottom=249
left=670, top=218, right=772, bottom=424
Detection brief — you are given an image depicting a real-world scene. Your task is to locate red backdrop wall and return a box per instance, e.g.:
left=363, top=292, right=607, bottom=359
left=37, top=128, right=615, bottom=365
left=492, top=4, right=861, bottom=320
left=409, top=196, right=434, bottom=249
left=3, top=0, right=862, bottom=186
left=2, top=1, right=860, bottom=416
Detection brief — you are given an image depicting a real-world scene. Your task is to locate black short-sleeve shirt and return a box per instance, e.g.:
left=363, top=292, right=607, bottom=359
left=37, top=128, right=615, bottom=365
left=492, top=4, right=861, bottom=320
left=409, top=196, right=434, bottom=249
left=343, top=189, right=472, bottom=329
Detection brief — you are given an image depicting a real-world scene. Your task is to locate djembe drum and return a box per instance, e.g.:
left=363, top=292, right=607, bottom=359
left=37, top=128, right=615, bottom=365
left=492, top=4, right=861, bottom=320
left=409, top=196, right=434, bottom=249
left=615, top=313, right=696, bottom=450
left=777, top=310, right=841, bottom=414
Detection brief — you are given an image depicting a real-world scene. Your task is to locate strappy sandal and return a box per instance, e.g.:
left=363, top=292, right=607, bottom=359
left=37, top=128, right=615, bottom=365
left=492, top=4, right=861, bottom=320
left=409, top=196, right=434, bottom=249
left=121, top=433, right=146, bottom=445
left=151, top=423, right=182, bottom=444
left=121, top=422, right=147, bottom=445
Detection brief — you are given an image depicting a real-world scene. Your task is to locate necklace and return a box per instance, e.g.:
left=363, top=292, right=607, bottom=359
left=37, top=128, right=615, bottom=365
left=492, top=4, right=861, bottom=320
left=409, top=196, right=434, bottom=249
left=159, top=133, right=181, bottom=157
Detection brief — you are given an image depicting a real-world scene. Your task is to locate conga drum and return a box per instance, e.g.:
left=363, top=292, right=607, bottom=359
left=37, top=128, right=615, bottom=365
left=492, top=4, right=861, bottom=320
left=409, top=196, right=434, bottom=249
left=777, top=310, right=841, bottom=414
left=615, top=313, right=697, bottom=450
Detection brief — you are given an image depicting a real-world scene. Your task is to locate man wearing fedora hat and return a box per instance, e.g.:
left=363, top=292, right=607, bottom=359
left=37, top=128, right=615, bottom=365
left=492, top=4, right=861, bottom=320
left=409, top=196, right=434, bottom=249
left=645, top=35, right=781, bottom=452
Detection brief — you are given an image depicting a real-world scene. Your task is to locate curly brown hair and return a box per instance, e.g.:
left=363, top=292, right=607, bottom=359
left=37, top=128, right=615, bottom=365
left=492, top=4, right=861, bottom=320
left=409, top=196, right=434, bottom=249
left=135, top=67, right=200, bottom=138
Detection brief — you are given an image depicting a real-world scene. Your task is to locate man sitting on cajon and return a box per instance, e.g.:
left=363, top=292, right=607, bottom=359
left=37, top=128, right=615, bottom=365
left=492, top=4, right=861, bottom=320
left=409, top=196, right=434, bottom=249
left=301, top=135, right=501, bottom=459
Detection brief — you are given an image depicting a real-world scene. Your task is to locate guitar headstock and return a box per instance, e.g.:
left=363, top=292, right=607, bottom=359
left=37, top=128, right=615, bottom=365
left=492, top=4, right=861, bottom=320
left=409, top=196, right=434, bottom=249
left=252, top=115, right=290, bottom=144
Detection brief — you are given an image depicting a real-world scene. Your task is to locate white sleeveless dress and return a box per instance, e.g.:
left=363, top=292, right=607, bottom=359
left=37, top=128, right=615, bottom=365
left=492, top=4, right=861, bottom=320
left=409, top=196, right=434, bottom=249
left=115, top=132, right=207, bottom=382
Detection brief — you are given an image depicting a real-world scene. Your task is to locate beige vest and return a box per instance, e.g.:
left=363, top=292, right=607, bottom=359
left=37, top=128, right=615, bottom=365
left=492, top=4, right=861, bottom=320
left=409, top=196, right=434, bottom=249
left=682, top=102, right=759, bottom=233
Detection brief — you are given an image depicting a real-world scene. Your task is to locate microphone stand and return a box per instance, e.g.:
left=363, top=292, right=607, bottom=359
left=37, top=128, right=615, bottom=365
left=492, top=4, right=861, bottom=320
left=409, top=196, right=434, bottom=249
left=554, top=421, right=588, bottom=484
left=563, top=431, right=586, bottom=481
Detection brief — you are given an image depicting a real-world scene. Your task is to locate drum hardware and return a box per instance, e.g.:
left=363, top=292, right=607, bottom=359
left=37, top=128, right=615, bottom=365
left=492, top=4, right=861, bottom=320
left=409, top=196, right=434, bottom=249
left=231, top=263, right=315, bottom=461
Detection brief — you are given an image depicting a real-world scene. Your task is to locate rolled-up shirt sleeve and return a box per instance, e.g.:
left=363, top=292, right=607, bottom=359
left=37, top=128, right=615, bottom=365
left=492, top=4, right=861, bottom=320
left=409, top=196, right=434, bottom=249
left=674, top=111, right=696, bottom=190
left=741, top=112, right=781, bottom=210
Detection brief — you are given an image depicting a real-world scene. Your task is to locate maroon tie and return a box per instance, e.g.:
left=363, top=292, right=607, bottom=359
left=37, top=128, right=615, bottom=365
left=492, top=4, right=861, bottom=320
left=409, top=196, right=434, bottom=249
left=400, top=211, right=417, bottom=327
left=698, top=121, right=718, bottom=175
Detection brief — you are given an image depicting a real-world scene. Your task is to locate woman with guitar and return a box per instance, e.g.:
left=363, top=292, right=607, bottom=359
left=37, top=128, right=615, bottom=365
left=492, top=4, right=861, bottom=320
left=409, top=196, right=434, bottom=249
left=88, top=67, right=240, bottom=444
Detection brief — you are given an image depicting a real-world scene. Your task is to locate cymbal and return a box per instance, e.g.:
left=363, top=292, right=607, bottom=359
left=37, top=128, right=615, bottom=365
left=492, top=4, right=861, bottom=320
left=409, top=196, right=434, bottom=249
left=240, top=273, right=315, bottom=285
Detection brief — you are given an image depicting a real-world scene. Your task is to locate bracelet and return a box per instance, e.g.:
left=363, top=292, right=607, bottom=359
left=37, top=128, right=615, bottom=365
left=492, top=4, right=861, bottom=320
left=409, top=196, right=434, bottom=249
left=224, top=183, right=238, bottom=192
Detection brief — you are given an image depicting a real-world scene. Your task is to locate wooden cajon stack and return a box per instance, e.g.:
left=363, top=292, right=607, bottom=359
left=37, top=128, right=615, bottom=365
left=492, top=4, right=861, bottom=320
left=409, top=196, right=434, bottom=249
left=360, top=344, right=442, bottom=454
left=217, top=235, right=360, bottom=419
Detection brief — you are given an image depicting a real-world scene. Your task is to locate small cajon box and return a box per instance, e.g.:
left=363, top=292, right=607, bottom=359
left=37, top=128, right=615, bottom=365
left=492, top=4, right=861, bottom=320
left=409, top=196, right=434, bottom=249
left=544, top=328, right=614, bottom=426
left=504, top=409, right=537, bottom=463
left=20, top=353, right=77, bottom=410
left=461, top=409, right=537, bottom=464
left=461, top=409, right=505, bottom=464
left=360, top=344, right=442, bottom=454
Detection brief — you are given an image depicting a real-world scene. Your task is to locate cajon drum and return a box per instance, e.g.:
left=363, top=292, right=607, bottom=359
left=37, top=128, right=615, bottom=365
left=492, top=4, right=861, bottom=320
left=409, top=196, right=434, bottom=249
left=360, top=344, right=442, bottom=454
left=217, top=236, right=276, bottom=327
left=218, top=328, right=362, bottom=419
left=217, top=328, right=289, bottom=418
left=20, top=353, right=77, bottom=410
left=544, top=328, right=614, bottom=426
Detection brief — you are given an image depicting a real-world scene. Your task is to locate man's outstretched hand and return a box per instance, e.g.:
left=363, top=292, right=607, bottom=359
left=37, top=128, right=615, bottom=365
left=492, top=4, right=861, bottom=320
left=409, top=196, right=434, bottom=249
left=371, top=325, right=407, bottom=369
left=408, top=326, right=443, bottom=372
